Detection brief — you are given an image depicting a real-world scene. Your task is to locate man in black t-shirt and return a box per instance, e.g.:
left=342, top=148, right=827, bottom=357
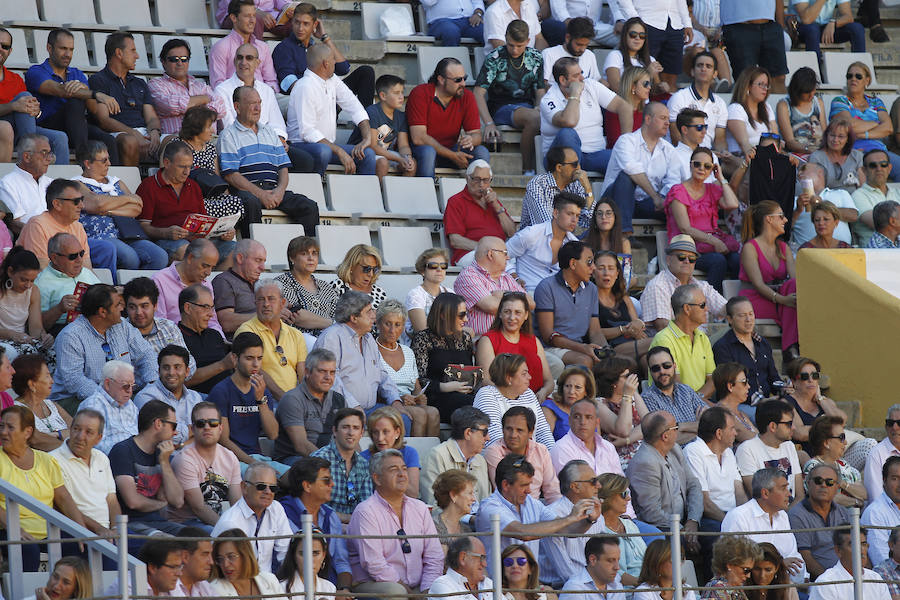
left=347, top=74, right=416, bottom=180
left=178, top=284, right=235, bottom=394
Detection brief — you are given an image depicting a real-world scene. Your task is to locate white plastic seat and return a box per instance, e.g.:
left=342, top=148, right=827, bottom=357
left=284, top=173, right=327, bottom=213
left=361, top=3, right=418, bottom=41
left=822, top=52, right=896, bottom=91
left=106, top=166, right=142, bottom=191
left=33, top=29, right=91, bottom=68
left=381, top=176, right=441, bottom=217
left=417, top=46, right=474, bottom=86
left=40, top=0, right=98, bottom=25
left=316, top=225, right=372, bottom=266
left=376, top=273, right=421, bottom=301
left=785, top=51, right=821, bottom=82
left=95, top=0, right=168, bottom=32
left=378, top=226, right=433, bottom=267
left=437, top=177, right=466, bottom=212
left=1, top=0, right=40, bottom=24
left=326, top=174, right=386, bottom=213
left=92, top=32, right=152, bottom=72
left=1, top=28, right=30, bottom=69
left=249, top=223, right=306, bottom=270
left=46, top=164, right=83, bottom=178
left=154, top=0, right=218, bottom=32
left=404, top=436, right=441, bottom=458
left=92, top=268, right=113, bottom=284
left=117, top=269, right=155, bottom=284
left=150, top=35, right=208, bottom=75
left=473, top=47, right=486, bottom=77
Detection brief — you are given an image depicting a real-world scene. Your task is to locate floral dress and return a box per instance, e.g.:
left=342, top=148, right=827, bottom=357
left=603, top=396, right=642, bottom=470
left=172, top=136, right=245, bottom=218
left=75, top=176, right=123, bottom=240
left=701, top=577, right=748, bottom=600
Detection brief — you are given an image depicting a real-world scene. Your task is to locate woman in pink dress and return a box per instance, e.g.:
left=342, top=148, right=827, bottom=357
left=738, top=201, right=799, bottom=358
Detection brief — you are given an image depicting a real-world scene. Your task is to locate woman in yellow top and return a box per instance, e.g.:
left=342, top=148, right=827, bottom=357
left=0, top=405, right=86, bottom=571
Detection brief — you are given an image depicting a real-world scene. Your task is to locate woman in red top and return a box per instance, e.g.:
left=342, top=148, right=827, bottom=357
left=603, top=66, right=648, bottom=149
left=475, top=292, right=553, bottom=401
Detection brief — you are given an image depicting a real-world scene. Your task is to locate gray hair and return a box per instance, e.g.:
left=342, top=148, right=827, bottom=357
left=446, top=536, right=476, bottom=571
left=334, top=290, right=372, bottom=323
left=235, top=238, right=262, bottom=259
left=558, top=459, right=590, bottom=495
left=887, top=404, right=900, bottom=419
left=16, top=133, right=48, bottom=156
left=807, top=462, right=841, bottom=481
left=376, top=299, right=407, bottom=323
left=253, top=279, right=282, bottom=296
left=466, top=159, right=492, bottom=177
left=47, top=232, right=77, bottom=256
left=243, top=461, right=277, bottom=483
left=101, top=360, right=134, bottom=381
left=185, top=238, right=215, bottom=260
left=671, top=283, right=700, bottom=316
left=369, top=448, right=404, bottom=477
left=751, top=467, right=787, bottom=499
left=305, top=347, right=336, bottom=372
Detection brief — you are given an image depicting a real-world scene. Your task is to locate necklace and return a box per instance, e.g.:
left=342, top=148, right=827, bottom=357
left=376, top=339, right=400, bottom=351
left=508, top=52, right=525, bottom=70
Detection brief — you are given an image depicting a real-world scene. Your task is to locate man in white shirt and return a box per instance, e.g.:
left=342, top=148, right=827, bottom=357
left=422, top=0, right=485, bottom=47
left=811, top=530, right=891, bottom=600
left=484, top=0, right=547, bottom=51
left=540, top=56, right=632, bottom=173
left=600, top=102, right=680, bottom=234
left=862, top=456, right=900, bottom=567
left=865, top=405, right=900, bottom=502
left=0, top=134, right=53, bottom=233
left=210, top=461, right=292, bottom=573
left=791, top=162, right=858, bottom=250
left=540, top=0, right=619, bottom=47
left=506, top=191, right=582, bottom=293
left=721, top=467, right=808, bottom=584
left=428, top=536, right=494, bottom=600
left=671, top=107, right=720, bottom=182
left=286, top=44, right=374, bottom=176
left=667, top=51, right=729, bottom=151
left=735, top=399, right=804, bottom=505
left=541, top=18, right=602, bottom=85
left=560, top=536, right=624, bottom=600
left=614, top=0, right=693, bottom=89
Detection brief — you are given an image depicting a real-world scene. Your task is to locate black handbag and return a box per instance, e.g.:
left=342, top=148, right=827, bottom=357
left=189, top=168, right=229, bottom=197
left=111, top=216, right=148, bottom=241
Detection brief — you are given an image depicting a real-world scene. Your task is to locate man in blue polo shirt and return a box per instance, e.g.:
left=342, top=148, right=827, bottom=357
left=25, top=28, right=122, bottom=164
left=534, top=240, right=612, bottom=369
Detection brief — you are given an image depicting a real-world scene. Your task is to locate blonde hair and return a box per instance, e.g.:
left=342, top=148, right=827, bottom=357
left=366, top=406, right=407, bottom=452
left=711, top=535, right=763, bottom=576
left=415, top=247, right=450, bottom=275
left=337, top=244, right=382, bottom=284
left=619, top=66, right=650, bottom=109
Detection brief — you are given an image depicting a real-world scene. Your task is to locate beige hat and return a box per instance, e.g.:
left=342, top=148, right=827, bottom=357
left=666, top=234, right=698, bottom=255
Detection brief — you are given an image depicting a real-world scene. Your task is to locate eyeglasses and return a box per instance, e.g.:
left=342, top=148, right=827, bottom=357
left=734, top=378, right=749, bottom=385
left=627, top=31, right=646, bottom=39
left=110, top=378, right=134, bottom=391
left=397, top=528, right=412, bottom=554
left=574, top=476, right=602, bottom=486
left=867, top=160, right=890, bottom=169
left=490, top=248, right=509, bottom=256
left=215, top=553, right=241, bottom=565
left=53, top=249, right=86, bottom=261
left=619, top=490, right=630, bottom=498
left=247, top=481, right=278, bottom=493
left=674, top=253, right=698, bottom=263
left=691, top=161, right=713, bottom=171
left=0, top=43, right=11, bottom=51
left=187, top=300, right=214, bottom=311
left=235, top=53, right=259, bottom=62
left=346, top=480, right=357, bottom=503
left=160, top=419, right=178, bottom=429
left=457, top=311, right=467, bottom=319
left=846, top=72, right=865, bottom=80
left=811, top=476, right=837, bottom=487
left=649, top=362, right=673, bottom=373
left=57, top=195, right=84, bottom=205
left=595, top=210, right=615, bottom=218
left=360, top=265, right=381, bottom=275
left=193, top=418, right=220, bottom=429
left=275, top=344, right=288, bottom=367
left=466, top=552, right=488, bottom=564
left=886, top=419, right=900, bottom=428
left=426, top=262, right=448, bottom=270
left=447, top=76, right=466, bottom=83
left=503, top=557, right=529, bottom=567
left=685, top=124, right=708, bottom=132
left=760, top=132, right=782, bottom=141
left=741, top=567, right=753, bottom=575
left=777, top=420, right=794, bottom=426
left=767, top=213, right=787, bottom=220
left=165, top=56, right=190, bottom=63
left=473, top=427, right=489, bottom=436
left=469, top=176, right=492, bottom=184
left=665, top=424, right=680, bottom=433
left=28, top=149, right=56, bottom=160
left=828, top=432, right=847, bottom=442
left=754, top=82, right=770, bottom=89
left=686, top=301, right=708, bottom=309
left=162, top=563, right=184, bottom=571
left=582, top=257, right=594, bottom=266
left=797, top=371, right=820, bottom=381
left=639, top=80, right=651, bottom=88
left=101, top=341, right=114, bottom=362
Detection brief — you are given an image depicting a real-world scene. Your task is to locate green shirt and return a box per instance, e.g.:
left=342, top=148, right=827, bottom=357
left=475, top=46, right=545, bottom=115
left=35, top=265, right=101, bottom=324
left=851, top=183, right=900, bottom=246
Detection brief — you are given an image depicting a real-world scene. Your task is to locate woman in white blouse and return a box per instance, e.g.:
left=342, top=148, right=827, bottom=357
left=633, top=539, right=697, bottom=600
left=727, top=66, right=778, bottom=155
left=603, top=17, right=665, bottom=94
left=277, top=532, right=336, bottom=600
left=473, top=353, right=555, bottom=448
left=405, top=248, right=451, bottom=343
left=210, top=529, right=286, bottom=600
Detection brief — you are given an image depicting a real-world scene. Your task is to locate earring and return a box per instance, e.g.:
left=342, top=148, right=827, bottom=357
left=4, top=278, right=11, bottom=290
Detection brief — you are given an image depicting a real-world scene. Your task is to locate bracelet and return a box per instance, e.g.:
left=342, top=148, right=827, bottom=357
left=740, top=160, right=748, bottom=169
left=568, top=97, right=580, bottom=101
left=619, top=325, right=625, bottom=334
left=320, top=33, right=330, bottom=42
left=622, top=394, right=633, bottom=402
left=484, top=121, right=494, bottom=126
left=91, top=90, right=98, bottom=100
left=772, top=290, right=778, bottom=303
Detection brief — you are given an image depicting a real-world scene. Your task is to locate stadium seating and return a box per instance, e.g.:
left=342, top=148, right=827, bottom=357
left=149, top=34, right=208, bottom=74
left=4, top=28, right=32, bottom=69
left=822, top=52, right=897, bottom=91
left=316, top=224, right=373, bottom=266
left=417, top=46, right=475, bottom=87
left=1, top=0, right=40, bottom=26
left=326, top=174, right=387, bottom=214
left=287, top=173, right=329, bottom=213
left=249, top=223, right=306, bottom=270
left=95, top=0, right=169, bottom=33
left=360, top=2, right=419, bottom=42
left=154, top=0, right=221, bottom=34
left=40, top=0, right=99, bottom=28
left=107, top=166, right=142, bottom=191
left=90, top=31, right=153, bottom=72
left=381, top=176, right=442, bottom=218
left=378, top=225, right=433, bottom=268
left=437, top=177, right=466, bottom=211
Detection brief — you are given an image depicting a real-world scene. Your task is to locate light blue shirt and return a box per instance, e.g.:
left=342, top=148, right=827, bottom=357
left=540, top=496, right=608, bottom=587
left=422, top=0, right=486, bottom=23
left=506, top=221, right=579, bottom=294
left=474, top=490, right=557, bottom=575
left=720, top=0, right=775, bottom=25
left=790, top=0, right=847, bottom=25
left=34, top=265, right=101, bottom=325
left=133, top=379, right=203, bottom=446
left=79, top=387, right=138, bottom=455
left=560, top=566, right=623, bottom=600
left=862, top=492, right=900, bottom=566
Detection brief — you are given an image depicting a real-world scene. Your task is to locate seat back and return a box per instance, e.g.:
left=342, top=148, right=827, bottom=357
left=41, top=0, right=98, bottom=24
left=3, top=28, right=31, bottom=69
left=785, top=51, right=822, bottom=82
left=822, top=52, right=881, bottom=86
left=381, top=176, right=441, bottom=216
left=106, top=166, right=142, bottom=191
left=326, top=174, right=385, bottom=213
left=96, top=0, right=154, bottom=27
left=150, top=34, right=208, bottom=75
left=378, top=225, right=433, bottom=267
left=287, top=173, right=327, bottom=212
left=154, top=0, right=213, bottom=29
left=33, top=29, right=91, bottom=69
left=437, top=177, right=466, bottom=212
left=360, top=2, right=416, bottom=40
left=315, top=225, right=373, bottom=266
left=249, top=223, right=306, bottom=270
left=91, top=31, right=151, bottom=72
left=417, top=46, right=473, bottom=86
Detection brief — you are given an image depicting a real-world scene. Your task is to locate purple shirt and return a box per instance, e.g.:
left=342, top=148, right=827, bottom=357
left=348, top=490, right=444, bottom=590
left=152, top=263, right=224, bottom=335
left=208, top=30, right=278, bottom=92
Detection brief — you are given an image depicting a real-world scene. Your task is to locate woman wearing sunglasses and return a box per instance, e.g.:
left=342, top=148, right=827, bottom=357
left=603, top=66, right=650, bottom=149
left=701, top=535, right=762, bottom=600
left=665, top=146, right=740, bottom=293
left=603, top=17, right=666, bottom=95
left=597, top=473, right=645, bottom=584
left=808, top=118, right=864, bottom=194
left=275, top=236, right=339, bottom=336
left=727, top=66, right=778, bottom=156
left=210, top=528, right=286, bottom=599
left=775, top=67, right=826, bottom=159
left=330, top=244, right=387, bottom=311
left=802, top=415, right=867, bottom=508
left=500, top=544, right=550, bottom=600
left=711, top=363, right=758, bottom=443
left=738, top=201, right=799, bottom=358
left=405, top=248, right=451, bottom=342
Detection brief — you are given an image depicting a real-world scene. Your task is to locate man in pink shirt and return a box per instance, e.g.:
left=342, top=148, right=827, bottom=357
left=152, top=238, right=225, bottom=335
left=348, top=449, right=444, bottom=597
left=549, top=398, right=636, bottom=518
left=215, top=0, right=294, bottom=39
left=208, top=0, right=279, bottom=92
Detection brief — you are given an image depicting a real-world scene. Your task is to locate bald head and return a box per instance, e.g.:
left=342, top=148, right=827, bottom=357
left=307, top=43, right=333, bottom=73
left=475, top=236, right=504, bottom=260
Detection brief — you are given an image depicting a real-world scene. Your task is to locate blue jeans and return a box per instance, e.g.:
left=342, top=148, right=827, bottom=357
left=291, top=142, right=376, bottom=176
left=540, top=18, right=567, bottom=47
left=156, top=238, right=237, bottom=261
left=427, top=16, right=484, bottom=46
left=608, top=171, right=664, bottom=233
left=548, top=127, right=611, bottom=173
left=86, top=238, right=118, bottom=283
left=412, top=143, right=491, bottom=178
left=1, top=93, right=69, bottom=164
left=695, top=251, right=740, bottom=294
left=110, top=238, right=169, bottom=270
left=797, top=21, right=865, bottom=59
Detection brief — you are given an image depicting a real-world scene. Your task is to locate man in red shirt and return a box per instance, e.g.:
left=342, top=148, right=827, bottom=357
left=406, top=57, right=490, bottom=177
left=443, top=160, right=516, bottom=265
left=137, top=140, right=236, bottom=267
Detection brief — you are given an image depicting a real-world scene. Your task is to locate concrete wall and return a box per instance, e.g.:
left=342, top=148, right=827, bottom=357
left=796, top=249, right=900, bottom=427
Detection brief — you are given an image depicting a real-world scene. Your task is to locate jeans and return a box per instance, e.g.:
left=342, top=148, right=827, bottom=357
left=427, top=16, right=484, bottom=46
left=645, top=19, right=685, bottom=74
left=1, top=93, right=69, bottom=164
left=412, top=143, right=491, bottom=178
left=287, top=142, right=316, bottom=173
left=36, top=97, right=121, bottom=163
left=342, top=66, right=376, bottom=108
left=695, top=250, right=740, bottom=293
left=86, top=238, right=118, bottom=283
left=110, top=238, right=169, bottom=270
left=797, top=21, right=865, bottom=59
left=608, top=171, right=664, bottom=232
left=291, top=142, right=376, bottom=176
left=540, top=18, right=568, bottom=47
left=549, top=127, right=611, bottom=173
left=722, top=21, right=789, bottom=78
left=157, top=237, right=237, bottom=261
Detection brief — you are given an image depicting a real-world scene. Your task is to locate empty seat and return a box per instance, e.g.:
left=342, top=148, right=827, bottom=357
left=381, top=176, right=441, bottom=217
left=32, top=29, right=91, bottom=68
left=361, top=3, right=418, bottom=40
left=93, top=268, right=113, bottom=284
left=785, top=51, right=821, bottom=82
left=403, top=436, right=441, bottom=457
left=249, top=223, right=305, bottom=270
left=154, top=0, right=217, bottom=32
left=46, top=164, right=83, bottom=178
left=150, top=35, right=208, bottom=75
left=287, top=173, right=327, bottom=212
left=438, top=177, right=466, bottom=211
left=326, top=174, right=386, bottom=213
left=376, top=273, right=421, bottom=301
left=117, top=269, right=154, bottom=284
left=96, top=0, right=167, bottom=31
left=92, top=31, right=152, bottom=72
left=1, top=0, right=40, bottom=24
left=378, top=226, right=433, bottom=267
left=41, top=0, right=97, bottom=25
left=822, top=52, right=896, bottom=90
left=106, top=166, right=142, bottom=191
left=473, top=47, right=486, bottom=77
left=418, top=46, right=473, bottom=86
left=316, top=225, right=372, bottom=266
left=1, top=28, right=30, bottom=69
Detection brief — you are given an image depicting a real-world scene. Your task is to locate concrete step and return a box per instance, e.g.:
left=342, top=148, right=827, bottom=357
left=319, top=18, right=352, bottom=41
left=332, top=39, right=386, bottom=63
left=489, top=152, right=523, bottom=175
left=835, top=400, right=861, bottom=428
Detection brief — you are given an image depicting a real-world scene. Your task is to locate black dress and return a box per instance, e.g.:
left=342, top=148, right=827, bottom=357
left=412, top=329, right=475, bottom=423
left=597, top=296, right=632, bottom=346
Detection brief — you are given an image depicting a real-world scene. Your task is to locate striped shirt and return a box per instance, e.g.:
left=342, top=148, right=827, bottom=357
left=217, top=120, right=290, bottom=186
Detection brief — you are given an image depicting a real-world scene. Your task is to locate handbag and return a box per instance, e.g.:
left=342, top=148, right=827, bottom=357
left=189, top=168, right=230, bottom=197
left=111, top=216, right=149, bottom=241
left=443, top=364, right=484, bottom=392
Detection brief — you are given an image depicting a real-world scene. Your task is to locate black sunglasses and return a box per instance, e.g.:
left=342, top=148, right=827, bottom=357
left=867, top=160, right=890, bottom=169
left=675, top=253, right=698, bottom=263
left=886, top=419, right=900, bottom=428
left=828, top=432, right=846, bottom=442
left=194, top=418, right=220, bottom=429
left=57, top=195, right=84, bottom=205
left=165, top=56, right=190, bottom=63
left=797, top=371, right=820, bottom=381
left=627, top=31, right=646, bottom=39
left=686, top=301, right=708, bottom=309
left=445, top=75, right=466, bottom=83
left=54, top=249, right=86, bottom=260
left=846, top=72, right=865, bottom=80
left=574, top=476, right=602, bottom=486
left=397, top=528, right=412, bottom=554
left=360, top=265, right=381, bottom=275
left=649, top=362, right=674, bottom=373
left=426, top=262, right=448, bottom=270
left=0, top=43, right=11, bottom=51
left=811, top=476, right=836, bottom=487
left=247, top=482, right=278, bottom=493
left=101, top=341, right=114, bottom=362
left=686, top=124, right=708, bottom=131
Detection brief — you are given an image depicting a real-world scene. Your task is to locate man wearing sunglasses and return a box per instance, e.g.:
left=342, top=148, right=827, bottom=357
left=211, top=461, right=292, bottom=574
left=134, top=345, right=203, bottom=447
left=428, top=536, right=494, bottom=600
left=671, top=107, right=721, bottom=183
left=170, top=402, right=242, bottom=531
left=735, top=399, right=804, bottom=504
left=641, top=347, right=707, bottom=445
left=790, top=162, right=857, bottom=251
left=788, top=463, right=850, bottom=580
left=35, top=232, right=101, bottom=335
left=863, top=409, right=900, bottom=512
left=852, top=149, right=900, bottom=246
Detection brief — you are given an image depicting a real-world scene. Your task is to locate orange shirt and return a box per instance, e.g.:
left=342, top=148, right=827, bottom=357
left=17, top=212, right=93, bottom=268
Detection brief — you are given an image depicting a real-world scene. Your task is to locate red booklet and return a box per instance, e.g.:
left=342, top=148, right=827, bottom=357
left=182, top=213, right=240, bottom=238
left=66, top=281, right=89, bottom=323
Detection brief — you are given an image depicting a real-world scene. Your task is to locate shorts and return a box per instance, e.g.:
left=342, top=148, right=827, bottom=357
left=646, top=20, right=685, bottom=74
left=110, top=126, right=148, bottom=138
left=156, top=237, right=237, bottom=260
left=494, top=102, right=533, bottom=126
left=544, top=346, right=574, bottom=361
